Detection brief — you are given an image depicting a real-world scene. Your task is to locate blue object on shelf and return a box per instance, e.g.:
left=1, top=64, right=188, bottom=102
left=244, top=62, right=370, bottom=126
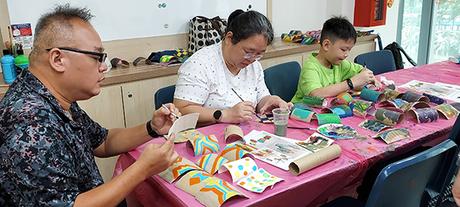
left=1, top=49, right=17, bottom=84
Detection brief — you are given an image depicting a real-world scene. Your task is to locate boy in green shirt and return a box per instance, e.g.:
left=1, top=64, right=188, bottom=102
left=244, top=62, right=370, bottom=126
left=291, top=17, right=381, bottom=103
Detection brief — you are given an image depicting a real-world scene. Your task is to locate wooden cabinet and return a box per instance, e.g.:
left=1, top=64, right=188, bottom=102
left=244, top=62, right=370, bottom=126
left=260, top=54, right=303, bottom=69
left=348, top=41, right=377, bottom=61
left=78, top=84, right=125, bottom=128
left=122, top=75, right=177, bottom=127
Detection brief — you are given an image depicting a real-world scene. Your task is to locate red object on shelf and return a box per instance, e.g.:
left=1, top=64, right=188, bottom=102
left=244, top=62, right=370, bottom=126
left=354, top=0, right=387, bottom=27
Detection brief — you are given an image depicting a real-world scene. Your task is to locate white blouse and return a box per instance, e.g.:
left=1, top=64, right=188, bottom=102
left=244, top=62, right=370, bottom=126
left=174, top=42, right=270, bottom=109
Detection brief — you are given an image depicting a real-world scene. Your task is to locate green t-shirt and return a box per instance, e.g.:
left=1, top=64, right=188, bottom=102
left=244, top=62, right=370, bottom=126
left=291, top=53, right=363, bottom=103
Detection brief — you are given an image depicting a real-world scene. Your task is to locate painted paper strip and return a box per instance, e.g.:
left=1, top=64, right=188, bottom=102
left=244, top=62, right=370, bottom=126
left=197, top=154, right=229, bottom=174
left=290, top=108, right=315, bottom=122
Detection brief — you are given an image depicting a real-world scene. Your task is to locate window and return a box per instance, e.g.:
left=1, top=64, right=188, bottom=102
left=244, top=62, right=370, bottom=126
left=398, top=0, right=460, bottom=65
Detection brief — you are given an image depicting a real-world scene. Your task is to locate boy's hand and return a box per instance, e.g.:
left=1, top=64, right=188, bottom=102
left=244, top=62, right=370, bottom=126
left=351, top=69, right=375, bottom=89
left=373, top=79, right=383, bottom=89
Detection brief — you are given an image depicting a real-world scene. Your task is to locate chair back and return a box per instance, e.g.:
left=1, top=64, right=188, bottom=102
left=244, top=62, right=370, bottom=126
left=354, top=50, right=396, bottom=75
left=154, top=85, right=176, bottom=110
left=365, top=139, right=459, bottom=207
left=264, top=61, right=301, bottom=102
left=449, top=115, right=460, bottom=145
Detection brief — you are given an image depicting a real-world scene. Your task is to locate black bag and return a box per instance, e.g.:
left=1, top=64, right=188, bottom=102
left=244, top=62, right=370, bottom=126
left=187, top=16, right=227, bottom=53
left=384, top=42, right=417, bottom=69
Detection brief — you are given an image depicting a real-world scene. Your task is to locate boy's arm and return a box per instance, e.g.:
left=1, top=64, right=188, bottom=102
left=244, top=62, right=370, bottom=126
left=310, top=81, right=351, bottom=98
left=310, top=61, right=368, bottom=98
left=297, top=65, right=350, bottom=98
left=297, top=66, right=323, bottom=98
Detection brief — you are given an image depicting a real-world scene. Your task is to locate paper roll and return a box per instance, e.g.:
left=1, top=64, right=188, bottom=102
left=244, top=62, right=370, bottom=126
left=224, top=125, right=244, bottom=143
left=289, top=144, right=341, bottom=176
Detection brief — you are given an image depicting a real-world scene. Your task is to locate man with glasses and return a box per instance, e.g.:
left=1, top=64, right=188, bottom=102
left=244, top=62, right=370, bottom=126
left=0, top=4, right=179, bottom=207
left=174, top=10, right=291, bottom=125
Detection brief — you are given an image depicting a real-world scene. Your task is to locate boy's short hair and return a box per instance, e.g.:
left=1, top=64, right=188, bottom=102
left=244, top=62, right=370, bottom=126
left=320, top=16, right=357, bottom=45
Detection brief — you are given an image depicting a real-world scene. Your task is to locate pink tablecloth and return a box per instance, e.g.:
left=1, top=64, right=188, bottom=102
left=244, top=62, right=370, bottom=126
left=114, top=61, right=460, bottom=207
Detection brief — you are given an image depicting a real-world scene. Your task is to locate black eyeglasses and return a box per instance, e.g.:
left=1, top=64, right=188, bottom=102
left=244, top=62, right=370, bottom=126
left=46, top=47, right=107, bottom=63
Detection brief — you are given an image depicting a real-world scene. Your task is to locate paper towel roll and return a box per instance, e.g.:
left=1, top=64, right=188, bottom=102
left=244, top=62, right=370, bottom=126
left=289, top=144, right=342, bottom=176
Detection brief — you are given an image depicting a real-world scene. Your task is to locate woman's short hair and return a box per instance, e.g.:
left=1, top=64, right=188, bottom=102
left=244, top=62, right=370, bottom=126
left=225, top=9, right=274, bottom=45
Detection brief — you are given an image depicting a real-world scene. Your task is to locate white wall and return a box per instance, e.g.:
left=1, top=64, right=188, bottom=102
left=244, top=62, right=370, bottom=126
left=271, top=0, right=400, bottom=48
left=271, top=0, right=327, bottom=36
left=7, top=0, right=266, bottom=41
left=7, top=0, right=400, bottom=46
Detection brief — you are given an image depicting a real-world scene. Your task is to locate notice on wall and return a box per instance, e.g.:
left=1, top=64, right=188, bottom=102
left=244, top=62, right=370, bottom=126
left=11, top=23, right=33, bottom=49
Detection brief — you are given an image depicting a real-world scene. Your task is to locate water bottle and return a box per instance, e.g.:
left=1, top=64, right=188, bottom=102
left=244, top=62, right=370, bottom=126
left=1, top=49, right=17, bottom=84
left=14, top=49, right=29, bottom=74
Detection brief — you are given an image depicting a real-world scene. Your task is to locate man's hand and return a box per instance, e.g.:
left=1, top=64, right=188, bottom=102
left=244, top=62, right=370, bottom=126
left=221, top=101, right=255, bottom=123
left=351, top=69, right=375, bottom=89
left=151, top=103, right=181, bottom=135
left=259, top=96, right=293, bottom=115
left=136, top=139, right=179, bottom=178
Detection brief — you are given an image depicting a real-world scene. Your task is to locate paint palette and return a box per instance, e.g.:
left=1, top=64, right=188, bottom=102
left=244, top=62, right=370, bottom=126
left=317, top=124, right=358, bottom=139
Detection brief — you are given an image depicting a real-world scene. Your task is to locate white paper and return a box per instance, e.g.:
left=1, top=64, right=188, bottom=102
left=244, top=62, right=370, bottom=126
left=399, top=80, right=460, bottom=101
left=435, top=82, right=460, bottom=102
left=165, top=113, right=199, bottom=140
left=243, top=130, right=311, bottom=170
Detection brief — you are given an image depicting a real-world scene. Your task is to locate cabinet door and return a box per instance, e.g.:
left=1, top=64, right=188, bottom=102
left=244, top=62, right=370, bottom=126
left=260, top=54, right=303, bottom=69
left=348, top=42, right=377, bottom=61
left=77, top=84, right=124, bottom=182
left=122, top=75, right=177, bottom=128
left=78, top=84, right=125, bottom=128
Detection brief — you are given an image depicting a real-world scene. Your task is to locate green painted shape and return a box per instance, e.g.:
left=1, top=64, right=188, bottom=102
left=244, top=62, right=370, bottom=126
left=291, top=108, right=314, bottom=121
left=316, top=113, right=341, bottom=126
left=302, top=96, right=325, bottom=107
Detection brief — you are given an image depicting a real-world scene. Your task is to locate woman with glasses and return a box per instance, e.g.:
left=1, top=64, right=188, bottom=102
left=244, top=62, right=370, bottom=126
left=174, top=9, right=291, bottom=125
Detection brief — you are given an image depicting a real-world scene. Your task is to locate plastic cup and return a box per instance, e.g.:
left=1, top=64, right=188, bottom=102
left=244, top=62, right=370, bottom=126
left=272, top=108, right=290, bottom=137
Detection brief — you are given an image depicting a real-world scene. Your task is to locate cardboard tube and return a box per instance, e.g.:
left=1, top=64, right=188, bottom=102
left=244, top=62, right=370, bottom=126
left=224, top=125, right=244, bottom=143
left=289, top=144, right=341, bottom=176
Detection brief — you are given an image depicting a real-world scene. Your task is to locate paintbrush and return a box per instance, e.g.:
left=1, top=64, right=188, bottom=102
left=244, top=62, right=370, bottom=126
left=286, top=126, right=316, bottom=131
left=161, top=104, right=180, bottom=119
left=231, top=88, right=262, bottom=120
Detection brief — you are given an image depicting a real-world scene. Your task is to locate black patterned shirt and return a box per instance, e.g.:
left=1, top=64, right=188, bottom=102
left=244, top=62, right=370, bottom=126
left=0, top=70, right=108, bottom=206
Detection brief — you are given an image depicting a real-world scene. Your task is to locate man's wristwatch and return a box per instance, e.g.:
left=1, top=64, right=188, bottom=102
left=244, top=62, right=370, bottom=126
left=146, top=120, right=159, bottom=138
left=213, top=110, right=222, bottom=122
left=346, top=78, right=354, bottom=90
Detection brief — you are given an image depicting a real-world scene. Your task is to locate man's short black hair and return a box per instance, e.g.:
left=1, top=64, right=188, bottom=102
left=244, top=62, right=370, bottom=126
left=320, top=16, right=357, bottom=45
left=29, top=4, right=94, bottom=61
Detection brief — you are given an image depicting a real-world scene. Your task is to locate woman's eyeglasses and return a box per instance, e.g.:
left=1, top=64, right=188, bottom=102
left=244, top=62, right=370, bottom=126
left=46, top=47, right=107, bottom=63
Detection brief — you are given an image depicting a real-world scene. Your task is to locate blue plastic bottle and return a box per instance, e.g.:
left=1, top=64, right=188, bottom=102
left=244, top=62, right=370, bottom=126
left=1, top=49, right=17, bottom=84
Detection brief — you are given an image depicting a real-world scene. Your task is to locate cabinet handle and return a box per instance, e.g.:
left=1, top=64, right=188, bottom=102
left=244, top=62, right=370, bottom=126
left=127, top=93, right=133, bottom=98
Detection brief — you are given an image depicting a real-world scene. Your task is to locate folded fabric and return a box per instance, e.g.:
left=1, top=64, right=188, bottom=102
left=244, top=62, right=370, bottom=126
left=148, top=50, right=177, bottom=63
left=147, top=49, right=191, bottom=63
